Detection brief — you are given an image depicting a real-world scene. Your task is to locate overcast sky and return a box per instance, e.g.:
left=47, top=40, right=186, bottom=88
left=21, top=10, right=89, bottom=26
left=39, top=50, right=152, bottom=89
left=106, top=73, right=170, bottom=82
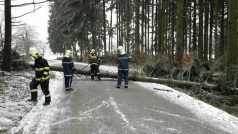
left=12, top=0, right=50, bottom=42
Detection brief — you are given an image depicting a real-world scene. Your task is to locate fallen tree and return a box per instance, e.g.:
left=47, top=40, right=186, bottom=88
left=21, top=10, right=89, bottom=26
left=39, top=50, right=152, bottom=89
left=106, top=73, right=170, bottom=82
left=50, top=65, right=219, bottom=90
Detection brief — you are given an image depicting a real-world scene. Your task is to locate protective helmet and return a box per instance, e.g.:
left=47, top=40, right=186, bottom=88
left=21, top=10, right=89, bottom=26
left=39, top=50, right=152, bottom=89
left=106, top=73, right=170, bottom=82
left=117, top=46, right=125, bottom=55
left=65, top=50, right=72, bottom=57
left=30, top=49, right=39, bottom=59
left=90, top=49, right=95, bottom=54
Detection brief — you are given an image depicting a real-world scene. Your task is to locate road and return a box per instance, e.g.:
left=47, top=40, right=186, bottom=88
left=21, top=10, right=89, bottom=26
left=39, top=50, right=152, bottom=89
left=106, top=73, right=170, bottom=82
left=47, top=76, right=227, bottom=134
left=16, top=60, right=234, bottom=134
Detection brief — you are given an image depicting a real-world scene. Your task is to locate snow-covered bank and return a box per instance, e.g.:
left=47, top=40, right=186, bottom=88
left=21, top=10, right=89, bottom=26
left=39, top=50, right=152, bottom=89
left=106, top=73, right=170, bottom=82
left=10, top=72, right=64, bottom=134
left=137, top=82, right=238, bottom=134
left=0, top=71, right=34, bottom=133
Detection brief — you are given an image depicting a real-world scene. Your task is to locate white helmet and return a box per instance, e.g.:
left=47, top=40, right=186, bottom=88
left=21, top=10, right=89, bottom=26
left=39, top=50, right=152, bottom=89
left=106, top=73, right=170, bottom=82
left=30, top=49, right=39, bottom=59
left=90, top=49, right=95, bottom=53
left=117, top=46, right=125, bottom=55
left=65, top=50, right=72, bottom=57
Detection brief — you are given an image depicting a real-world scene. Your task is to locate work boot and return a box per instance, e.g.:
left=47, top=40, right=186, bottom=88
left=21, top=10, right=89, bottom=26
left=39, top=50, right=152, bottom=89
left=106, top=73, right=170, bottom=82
left=43, top=102, right=50, bottom=106
left=125, top=85, right=128, bottom=88
left=66, top=88, right=74, bottom=91
left=91, top=76, right=94, bottom=80
left=98, top=76, right=101, bottom=80
left=26, top=98, right=37, bottom=102
left=43, top=96, right=51, bottom=106
left=116, top=85, right=120, bottom=88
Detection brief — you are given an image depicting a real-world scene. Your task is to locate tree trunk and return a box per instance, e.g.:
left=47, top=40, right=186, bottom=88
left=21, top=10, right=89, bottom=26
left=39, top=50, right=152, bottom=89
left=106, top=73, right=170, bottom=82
left=135, top=0, right=140, bottom=55
left=171, top=1, right=176, bottom=59
left=214, top=0, right=219, bottom=60
left=176, top=0, right=185, bottom=64
left=227, top=0, right=238, bottom=82
left=209, top=0, right=214, bottom=61
left=103, top=0, right=107, bottom=55
left=220, top=1, right=225, bottom=57
left=204, top=0, right=209, bottom=62
left=2, top=0, right=12, bottom=71
left=192, top=0, right=197, bottom=51
left=47, top=64, right=220, bottom=90
left=151, top=0, right=154, bottom=56
left=198, top=0, right=204, bottom=60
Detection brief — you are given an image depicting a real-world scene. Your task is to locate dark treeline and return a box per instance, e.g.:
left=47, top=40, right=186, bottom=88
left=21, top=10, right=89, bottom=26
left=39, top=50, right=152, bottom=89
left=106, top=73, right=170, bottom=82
left=47, top=0, right=237, bottom=81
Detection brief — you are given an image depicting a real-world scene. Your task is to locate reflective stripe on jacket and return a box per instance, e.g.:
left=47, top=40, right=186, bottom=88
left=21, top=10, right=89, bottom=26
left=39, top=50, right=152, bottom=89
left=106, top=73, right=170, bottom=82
left=34, top=56, right=50, bottom=81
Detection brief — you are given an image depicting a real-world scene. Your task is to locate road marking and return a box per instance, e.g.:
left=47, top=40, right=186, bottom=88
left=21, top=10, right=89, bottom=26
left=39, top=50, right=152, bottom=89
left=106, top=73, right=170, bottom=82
left=109, top=97, right=136, bottom=131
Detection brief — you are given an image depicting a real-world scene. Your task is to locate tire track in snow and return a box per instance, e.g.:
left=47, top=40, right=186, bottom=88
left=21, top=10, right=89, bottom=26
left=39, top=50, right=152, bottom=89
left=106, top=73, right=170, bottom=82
left=109, top=97, right=136, bottom=132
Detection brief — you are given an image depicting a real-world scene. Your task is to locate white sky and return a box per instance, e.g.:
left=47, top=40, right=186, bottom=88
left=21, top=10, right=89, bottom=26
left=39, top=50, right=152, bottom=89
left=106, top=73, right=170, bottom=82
left=12, top=0, right=50, bottom=42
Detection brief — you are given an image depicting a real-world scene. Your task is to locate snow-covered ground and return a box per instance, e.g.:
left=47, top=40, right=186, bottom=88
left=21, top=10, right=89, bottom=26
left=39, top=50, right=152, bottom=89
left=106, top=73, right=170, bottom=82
left=1, top=60, right=238, bottom=134
left=137, top=82, right=238, bottom=134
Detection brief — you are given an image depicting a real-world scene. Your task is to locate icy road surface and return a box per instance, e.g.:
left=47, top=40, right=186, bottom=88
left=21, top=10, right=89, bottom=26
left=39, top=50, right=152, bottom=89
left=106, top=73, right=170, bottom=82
left=10, top=72, right=238, bottom=134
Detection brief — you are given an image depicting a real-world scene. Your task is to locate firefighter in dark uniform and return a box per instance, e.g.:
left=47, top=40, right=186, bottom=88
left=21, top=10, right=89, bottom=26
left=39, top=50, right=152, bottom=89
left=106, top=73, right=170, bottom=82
left=116, top=46, right=130, bottom=88
left=28, top=50, right=51, bottom=106
left=88, top=49, right=101, bottom=80
left=62, top=50, right=76, bottom=91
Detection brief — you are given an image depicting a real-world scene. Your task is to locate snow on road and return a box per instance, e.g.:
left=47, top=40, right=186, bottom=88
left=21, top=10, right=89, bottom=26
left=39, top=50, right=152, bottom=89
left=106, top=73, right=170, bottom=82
left=137, top=82, right=238, bottom=134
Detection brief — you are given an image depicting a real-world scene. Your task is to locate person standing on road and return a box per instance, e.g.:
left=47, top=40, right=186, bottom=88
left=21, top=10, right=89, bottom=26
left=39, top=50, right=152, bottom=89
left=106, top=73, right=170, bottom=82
left=62, top=50, right=76, bottom=91
left=27, top=50, right=51, bottom=106
left=88, top=49, right=101, bottom=80
left=116, top=46, right=130, bottom=88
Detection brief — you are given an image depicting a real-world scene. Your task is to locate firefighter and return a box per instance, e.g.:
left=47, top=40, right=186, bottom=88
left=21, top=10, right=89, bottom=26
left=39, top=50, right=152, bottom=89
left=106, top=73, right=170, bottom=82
left=27, top=50, right=51, bottom=106
left=88, top=49, right=101, bottom=80
left=116, top=46, right=130, bottom=88
left=62, top=50, right=76, bottom=91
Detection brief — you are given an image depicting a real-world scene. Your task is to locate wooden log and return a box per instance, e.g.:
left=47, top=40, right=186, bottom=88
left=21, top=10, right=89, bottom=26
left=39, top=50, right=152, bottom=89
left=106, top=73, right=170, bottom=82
left=49, top=65, right=218, bottom=90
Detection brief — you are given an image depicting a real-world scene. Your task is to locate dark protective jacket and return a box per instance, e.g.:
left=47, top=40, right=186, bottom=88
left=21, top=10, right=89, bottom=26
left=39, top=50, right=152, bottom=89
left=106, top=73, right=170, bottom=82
left=62, top=56, right=76, bottom=77
left=88, top=53, right=101, bottom=65
left=117, top=53, right=129, bottom=71
left=34, top=56, right=50, bottom=82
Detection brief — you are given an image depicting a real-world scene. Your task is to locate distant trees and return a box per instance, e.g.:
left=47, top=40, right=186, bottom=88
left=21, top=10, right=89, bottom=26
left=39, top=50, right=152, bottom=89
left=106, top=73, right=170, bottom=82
left=48, top=0, right=238, bottom=71
left=13, top=24, right=39, bottom=57
left=1, top=0, right=50, bottom=71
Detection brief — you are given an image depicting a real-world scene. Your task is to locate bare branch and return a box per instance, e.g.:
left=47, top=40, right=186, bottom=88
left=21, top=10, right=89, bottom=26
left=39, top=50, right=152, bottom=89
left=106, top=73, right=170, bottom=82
left=12, top=24, right=26, bottom=27
left=12, top=21, right=22, bottom=24
left=11, top=0, right=51, bottom=8
left=12, top=6, right=42, bottom=19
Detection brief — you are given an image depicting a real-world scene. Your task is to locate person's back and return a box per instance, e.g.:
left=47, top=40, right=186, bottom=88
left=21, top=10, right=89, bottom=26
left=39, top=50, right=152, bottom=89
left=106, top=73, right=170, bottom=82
left=62, top=56, right=75, bottom=77
left=118, top=53, right=129, bottom=71
left=116, top=46, right=129, bottom=88
left=62, top=50, right=76, bottom=91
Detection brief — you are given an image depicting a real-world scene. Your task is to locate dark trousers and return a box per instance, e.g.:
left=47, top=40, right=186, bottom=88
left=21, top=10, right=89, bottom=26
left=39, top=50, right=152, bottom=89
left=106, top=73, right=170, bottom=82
left=90, top=64, right=100, bottom=80
left=117, top=70, right=128, bottom=86
left=64, top=76, right=73, bottom=90
left=30, top=78, right=51, bottom=103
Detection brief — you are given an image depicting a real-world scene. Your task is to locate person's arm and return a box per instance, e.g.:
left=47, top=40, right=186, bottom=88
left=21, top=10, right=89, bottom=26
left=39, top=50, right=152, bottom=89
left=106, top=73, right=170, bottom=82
left=69, top=58, right=76, bottom=72
left=41, top=59, right=50, bottom=81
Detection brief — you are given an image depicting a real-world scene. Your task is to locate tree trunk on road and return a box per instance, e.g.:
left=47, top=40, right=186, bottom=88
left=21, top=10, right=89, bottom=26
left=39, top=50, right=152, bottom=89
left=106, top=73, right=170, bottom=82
left=48, top=65, right=219, bottom=91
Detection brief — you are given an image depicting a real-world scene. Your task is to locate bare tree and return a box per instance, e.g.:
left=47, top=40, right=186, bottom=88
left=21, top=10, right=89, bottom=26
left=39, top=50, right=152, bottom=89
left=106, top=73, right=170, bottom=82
left=13, top=24, right=39, bottom=58
left=1, top=0, right=51, bottom=71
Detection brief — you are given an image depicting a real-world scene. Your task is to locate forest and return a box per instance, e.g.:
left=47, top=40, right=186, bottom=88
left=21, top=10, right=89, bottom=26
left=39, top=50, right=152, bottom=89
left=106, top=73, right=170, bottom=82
left=46, top=0, right=238, bottom=88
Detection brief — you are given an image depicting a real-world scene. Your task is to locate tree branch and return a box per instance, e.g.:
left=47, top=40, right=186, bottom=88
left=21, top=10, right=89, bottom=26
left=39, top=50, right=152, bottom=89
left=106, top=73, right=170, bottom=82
left=12, top=24, right=26, bottom=27
left=11, top=0, right=51, bottom=8
left=12, top=6, right=42, bottom=19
